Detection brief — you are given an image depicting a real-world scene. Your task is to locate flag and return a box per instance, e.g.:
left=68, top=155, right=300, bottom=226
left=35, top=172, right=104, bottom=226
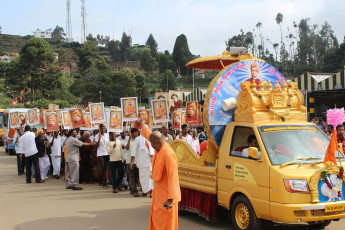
left=323, top=129, right=338, bottom=166
left=12, top=97, right=18, bottom=106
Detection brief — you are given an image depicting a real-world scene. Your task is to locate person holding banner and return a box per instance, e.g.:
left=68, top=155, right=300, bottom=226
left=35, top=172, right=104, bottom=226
left=94, top=124, right=110, bottom=187
left=161, top=125, right=173, bottom=144
left=130, top=129, right=154, bottom=196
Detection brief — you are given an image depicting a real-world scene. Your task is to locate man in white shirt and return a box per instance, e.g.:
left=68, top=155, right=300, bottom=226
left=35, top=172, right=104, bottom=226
left=94, top=124, right=110, bottom=187
left=176, top=124, right=193, bottom=146
left=21, top=125, right=42, bottom=183
left=15, top=129, right=25, bottom=175
left=117, top=132, right=129, bottom=189
left=161, top=125, right=173, bottom=144
left=242, top=135, right=261, bottom=159
left=128, top=128, right=139, bottom=197
left=50, top=132, right=61, bottom=179
left=106, top=132, right=125, bottom=193
left=130, top=130, right=154, bottom=196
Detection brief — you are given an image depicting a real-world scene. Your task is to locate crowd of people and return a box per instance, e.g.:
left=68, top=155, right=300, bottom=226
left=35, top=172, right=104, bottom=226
left=13, top=122, right=208, bottom=194
left=312, top=117, right=345, bottom=153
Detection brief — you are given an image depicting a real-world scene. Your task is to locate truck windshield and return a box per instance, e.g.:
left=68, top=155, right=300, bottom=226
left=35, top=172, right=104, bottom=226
left=258, top=125, right=342, bottom=165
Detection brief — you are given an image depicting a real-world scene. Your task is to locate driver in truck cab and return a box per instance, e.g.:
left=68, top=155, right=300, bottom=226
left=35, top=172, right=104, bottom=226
left=242, top=135, right=261, bottom=159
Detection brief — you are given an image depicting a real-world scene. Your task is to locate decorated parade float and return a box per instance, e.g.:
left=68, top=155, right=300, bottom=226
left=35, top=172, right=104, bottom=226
left=171, top=48, right=345, bottom=230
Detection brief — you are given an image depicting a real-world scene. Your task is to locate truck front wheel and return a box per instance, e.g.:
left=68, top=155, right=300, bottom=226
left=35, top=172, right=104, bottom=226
left=231, top=195, right=261, bottom=230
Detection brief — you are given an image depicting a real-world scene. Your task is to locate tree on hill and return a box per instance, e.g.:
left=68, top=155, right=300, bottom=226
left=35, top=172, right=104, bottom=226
left=146, top=34, right=158, bottom=57
left=172, top=34, right=193, bottom=76
left=135, top=72, right=148, bottom=104
left=120, top=32, right=132, bottom=63
left=140, top=50, right=155, bottom=73
left=107, top=40, right=122, bottom=62
left=52, top=25, right=64, bottom=43
left=159, top=69, right=176, bottom=91
left=77, top=40, right=111, bottom=73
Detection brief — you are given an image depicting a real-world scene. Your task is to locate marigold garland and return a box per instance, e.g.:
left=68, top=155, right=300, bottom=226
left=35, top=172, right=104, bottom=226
left=250, top=86, right=293, bottom=121
left=321, top=167, right=344, bottom=199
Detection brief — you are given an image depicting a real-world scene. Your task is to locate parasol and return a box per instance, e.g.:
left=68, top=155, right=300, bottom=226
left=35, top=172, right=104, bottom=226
left=186, top=50, right=265, bottom=70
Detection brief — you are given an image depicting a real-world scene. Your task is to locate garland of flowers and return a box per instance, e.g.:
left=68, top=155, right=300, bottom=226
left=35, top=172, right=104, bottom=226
left=250, top=86, right=293, bottom=121
left=321, top=167, right=344, bottom=199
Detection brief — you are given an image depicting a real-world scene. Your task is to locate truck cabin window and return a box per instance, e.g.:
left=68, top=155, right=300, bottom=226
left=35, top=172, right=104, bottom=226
left=258, top=125, right=338, bottom=165
left=230, top=126, right=261, bottom=159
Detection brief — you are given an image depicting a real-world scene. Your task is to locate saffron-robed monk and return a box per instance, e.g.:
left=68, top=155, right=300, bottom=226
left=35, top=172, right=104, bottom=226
left=138, top=115, right=180, bottom=230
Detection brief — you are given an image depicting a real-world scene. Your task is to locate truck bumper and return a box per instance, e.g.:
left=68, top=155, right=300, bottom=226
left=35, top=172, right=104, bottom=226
left=270, top=201, right=345, bottom=223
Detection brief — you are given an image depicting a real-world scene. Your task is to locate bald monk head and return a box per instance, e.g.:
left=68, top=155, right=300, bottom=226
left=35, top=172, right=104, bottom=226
left=149, top=131, right=164, bottom=152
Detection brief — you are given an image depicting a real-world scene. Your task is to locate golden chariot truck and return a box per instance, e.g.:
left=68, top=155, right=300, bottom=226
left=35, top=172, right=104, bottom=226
left=171, top=48, right=345, bottom=230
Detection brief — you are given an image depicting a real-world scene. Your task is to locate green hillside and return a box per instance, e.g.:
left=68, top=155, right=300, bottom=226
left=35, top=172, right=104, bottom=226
left=0, top=34, right=33, bottom=54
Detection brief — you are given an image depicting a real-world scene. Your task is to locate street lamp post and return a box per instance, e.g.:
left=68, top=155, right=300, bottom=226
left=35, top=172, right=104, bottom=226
left=99, top=91, right=102, bottom=102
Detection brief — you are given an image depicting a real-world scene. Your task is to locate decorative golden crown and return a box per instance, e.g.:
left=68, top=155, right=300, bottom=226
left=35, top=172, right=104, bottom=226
left=235, top=80, right=307, bottom=122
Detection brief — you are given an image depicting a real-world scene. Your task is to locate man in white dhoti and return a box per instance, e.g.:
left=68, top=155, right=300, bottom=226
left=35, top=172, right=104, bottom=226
left=35, top=130, right=50, bottom=181
left=49, top=132, right=61, bottom=179
left=130, top=133, right=154, bottom=196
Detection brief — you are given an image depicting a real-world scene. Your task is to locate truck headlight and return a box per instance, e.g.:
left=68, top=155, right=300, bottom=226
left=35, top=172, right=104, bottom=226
left=284, top=179, right=310, bottom=194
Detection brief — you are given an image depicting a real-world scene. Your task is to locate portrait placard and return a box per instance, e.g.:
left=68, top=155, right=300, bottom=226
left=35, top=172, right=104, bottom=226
left=62, top=111, right=73, bottom=129
left=151, top=99, right=169, bottom=123
left=155, top=92, right=168, bottom=100
left=69, top=108, right=85, bottom=128
left=108, top=110, right=123, bottom=133
left=18, top=111, right=28, bottom=126
left=168, top=90, right=183, bottom=112
left=80, top=112, right=92, bottom=130
left=181, top=110, right=186, bottom=125
left=186, top=101, right=199, bottom=127
left=172, top=110, right=182, bottom=131
left=121, top=97, right=138, bottom=122
left=10, top=112, right=20, bottom=128
left=28, top=109, right=39, bottom=125
left=89, top=102, right=106, bottom=124
left=56, top=109, right=64, bottom=125
left=45, top=112, right=59, bottom=132
left=39, top=109, right=46, bottom=125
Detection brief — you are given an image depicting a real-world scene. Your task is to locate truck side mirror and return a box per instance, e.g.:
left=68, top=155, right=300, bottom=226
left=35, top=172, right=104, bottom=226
left=248, top=147, right=259, bottom=160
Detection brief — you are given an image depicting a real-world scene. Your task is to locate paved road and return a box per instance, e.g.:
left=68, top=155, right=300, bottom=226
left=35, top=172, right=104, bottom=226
left=0, top=147, right=344, bottom=230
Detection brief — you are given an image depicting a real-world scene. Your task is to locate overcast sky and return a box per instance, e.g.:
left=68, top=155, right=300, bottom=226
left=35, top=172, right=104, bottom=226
left=1, top=0, right=344, bottom=56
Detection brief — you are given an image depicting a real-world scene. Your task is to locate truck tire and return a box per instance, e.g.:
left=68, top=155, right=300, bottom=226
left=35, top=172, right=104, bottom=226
left=308, top=220, right=332, bottom=228
left=231, top=195, right=261, bottom=230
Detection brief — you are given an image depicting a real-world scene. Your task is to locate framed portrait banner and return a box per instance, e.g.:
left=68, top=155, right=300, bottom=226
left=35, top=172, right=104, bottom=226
left=80, top=112, right=92, bottom=130
left=186, top=101, right=199, bottom=127
left=181, top=110, right=186, bottom=125
left=172, top=110, right=181, bottom=131
left=168, top=90, right=183, bottom=112
left=148, top=109, right=155, bottom=129
left=121, top=97, right=138, bottom=122
left=39, top=109, right=46, bottom=125
left=89, top=102, right=106, bottom=124
left=10, top=112, right=20, bottom=128
left=18, top=111, right=29, bottom=126
left=151, top=99, right=169, bottom=123
left=28, top=109, right=39, bottom=125
left=69, top=108, right=85, bottom=128
left=62, top=111, right=73, bottom=129
left=155, top=122, right=167, bottom=129
left=155, top=92, right=169, bottom=100
left=108, top=110, right=123, bottom=133
left=45, top=112, right=59, bottom=132
left=56, top=109, right=64, bottom=125
left=139, top=109, right=150, bottom=126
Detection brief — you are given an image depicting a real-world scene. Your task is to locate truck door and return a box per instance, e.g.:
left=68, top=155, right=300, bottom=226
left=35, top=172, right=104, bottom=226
left=217, top=125, right=271, bottom=220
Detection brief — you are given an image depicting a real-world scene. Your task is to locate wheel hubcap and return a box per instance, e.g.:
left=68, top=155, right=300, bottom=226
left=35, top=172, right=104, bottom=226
left=235, top=203, right=250, bottom=229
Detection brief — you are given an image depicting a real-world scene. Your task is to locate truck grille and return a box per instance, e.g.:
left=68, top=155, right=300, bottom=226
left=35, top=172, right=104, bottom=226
left=311, top=209, right=345, bottom=216
left=294, top=210, right=306, bottom=217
